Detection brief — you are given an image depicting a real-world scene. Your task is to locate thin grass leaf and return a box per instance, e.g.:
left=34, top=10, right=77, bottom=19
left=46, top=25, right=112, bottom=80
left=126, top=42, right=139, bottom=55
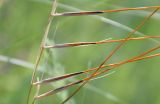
left=35, top=80, right=83, bottom=99
left=52, top=6, right=160, bottom=17
left=44, top=36, right=160, bottom=48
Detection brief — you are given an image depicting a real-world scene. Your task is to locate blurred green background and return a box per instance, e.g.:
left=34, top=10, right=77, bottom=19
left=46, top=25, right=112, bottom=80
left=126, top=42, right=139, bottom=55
left=0, top=0, right=160, bottom=104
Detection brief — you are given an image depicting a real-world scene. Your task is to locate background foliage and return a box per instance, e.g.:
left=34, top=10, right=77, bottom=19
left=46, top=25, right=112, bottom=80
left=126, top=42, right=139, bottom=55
left=0, top=0, right=160, bottom=104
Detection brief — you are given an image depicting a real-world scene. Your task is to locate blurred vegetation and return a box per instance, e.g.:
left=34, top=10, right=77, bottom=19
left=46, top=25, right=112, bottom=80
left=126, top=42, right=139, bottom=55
left=0, top=0, right=160, bottom=104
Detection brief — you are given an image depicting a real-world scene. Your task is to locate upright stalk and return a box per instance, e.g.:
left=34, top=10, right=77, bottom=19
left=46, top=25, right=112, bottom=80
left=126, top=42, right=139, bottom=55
left=26, top=1, right=57, bottom=104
